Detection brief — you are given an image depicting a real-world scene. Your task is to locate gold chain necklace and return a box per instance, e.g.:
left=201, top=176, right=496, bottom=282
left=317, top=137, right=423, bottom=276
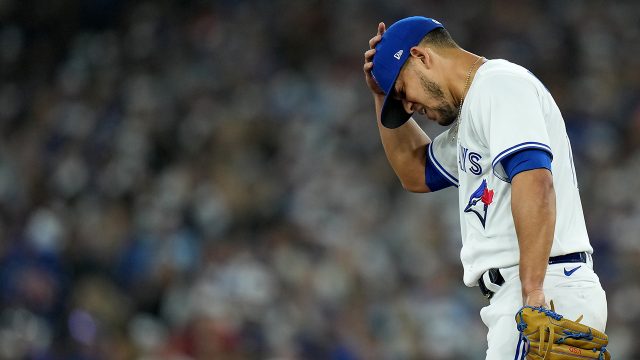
left=450, top=56, right=485, bottom=142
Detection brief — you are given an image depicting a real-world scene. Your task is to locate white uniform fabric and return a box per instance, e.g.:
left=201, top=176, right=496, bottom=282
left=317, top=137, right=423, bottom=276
left=427, top=59, right=607, bottom=359
left=481, top=256, right=607, bottom=359
left=429, top=59, right=593, bottom=286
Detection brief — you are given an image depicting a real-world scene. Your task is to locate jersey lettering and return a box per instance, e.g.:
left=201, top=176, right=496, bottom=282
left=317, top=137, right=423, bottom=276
left=459, top=145, right=468, bottom=173
left=459, top=145, right=483, bottom=175
left=469, top=152, right=482, bottom=175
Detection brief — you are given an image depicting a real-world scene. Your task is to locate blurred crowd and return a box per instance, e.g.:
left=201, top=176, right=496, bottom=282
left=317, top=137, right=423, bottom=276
left=0, top=0, right=639, bottom=359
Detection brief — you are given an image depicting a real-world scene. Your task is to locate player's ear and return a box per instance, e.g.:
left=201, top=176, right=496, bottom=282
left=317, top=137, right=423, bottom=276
left=410, top=46, right=431, bottom=68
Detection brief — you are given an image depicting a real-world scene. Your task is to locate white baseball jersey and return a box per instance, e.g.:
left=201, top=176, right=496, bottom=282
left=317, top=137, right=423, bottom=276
left=426, top=59, right=593, bottom=287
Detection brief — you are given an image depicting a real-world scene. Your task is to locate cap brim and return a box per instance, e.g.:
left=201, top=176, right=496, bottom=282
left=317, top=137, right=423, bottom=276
left=381, top=94, right=413, bottom=129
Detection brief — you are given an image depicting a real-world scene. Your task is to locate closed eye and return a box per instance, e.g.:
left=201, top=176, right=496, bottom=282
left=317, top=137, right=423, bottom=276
left=393, top=86, right=405, bottom=100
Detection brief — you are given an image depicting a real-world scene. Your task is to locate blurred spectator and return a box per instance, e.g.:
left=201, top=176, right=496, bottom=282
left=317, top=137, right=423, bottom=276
left=0, top=0, right=639, bottom=359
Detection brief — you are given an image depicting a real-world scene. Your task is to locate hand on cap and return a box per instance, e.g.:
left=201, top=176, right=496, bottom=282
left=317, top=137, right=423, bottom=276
left=363, top=22, right=386, bottom=96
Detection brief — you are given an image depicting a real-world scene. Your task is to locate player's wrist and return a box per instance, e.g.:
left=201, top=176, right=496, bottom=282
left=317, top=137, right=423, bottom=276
left=522, top=287, right=543, bottom=297
left=523, top=288, right=546, bottom=307
left=521, top=284, right=544, bottom=295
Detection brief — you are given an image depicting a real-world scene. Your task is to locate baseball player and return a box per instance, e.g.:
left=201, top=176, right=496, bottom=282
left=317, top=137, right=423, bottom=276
left=362, top=17, right=608, bottom=359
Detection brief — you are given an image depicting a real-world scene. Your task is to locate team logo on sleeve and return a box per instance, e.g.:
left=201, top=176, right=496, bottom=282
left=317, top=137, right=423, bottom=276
left=464, top=179, right=494, bottom=228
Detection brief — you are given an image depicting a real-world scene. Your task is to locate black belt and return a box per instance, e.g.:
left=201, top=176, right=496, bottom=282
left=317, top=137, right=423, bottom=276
left=478, top=252, right=587, bottom=300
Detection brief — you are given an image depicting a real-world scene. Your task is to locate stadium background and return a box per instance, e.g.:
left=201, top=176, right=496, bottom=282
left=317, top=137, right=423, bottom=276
left=0, top=0, right=639, bottom=359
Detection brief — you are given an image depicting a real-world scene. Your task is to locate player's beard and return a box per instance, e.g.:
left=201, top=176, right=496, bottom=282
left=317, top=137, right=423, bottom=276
left=419, top=73, right=458, bottom=126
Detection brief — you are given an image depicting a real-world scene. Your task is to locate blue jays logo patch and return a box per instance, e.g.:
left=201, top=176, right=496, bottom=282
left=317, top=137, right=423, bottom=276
left=464, top=179, right=494, bottom=228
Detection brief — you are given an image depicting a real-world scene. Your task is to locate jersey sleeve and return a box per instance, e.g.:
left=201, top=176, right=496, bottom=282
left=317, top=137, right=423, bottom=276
left=474, top=73, right=553, bottom=182
left=425, top=129, right=459, bottom=191
left=500, top=148, right=552, bottom=182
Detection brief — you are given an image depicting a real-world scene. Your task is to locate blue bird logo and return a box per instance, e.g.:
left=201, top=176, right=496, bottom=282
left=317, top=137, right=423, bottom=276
left=464, top=179, right=494, bottom=228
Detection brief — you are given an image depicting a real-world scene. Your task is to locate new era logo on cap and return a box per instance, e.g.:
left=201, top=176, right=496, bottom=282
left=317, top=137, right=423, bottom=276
left=393, top=49, right=403, bottom=60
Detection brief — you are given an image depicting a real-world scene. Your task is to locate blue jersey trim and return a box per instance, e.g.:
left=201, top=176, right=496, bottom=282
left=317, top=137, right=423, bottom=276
left=501, top=149, right=552, bottom=182
left=492, top=141, right=552, bottom=168
left=565, top=135, right=578, bottom=187
left=427, top=143, right=459, bottom=187
left=425, top=145, right=456, bottom=191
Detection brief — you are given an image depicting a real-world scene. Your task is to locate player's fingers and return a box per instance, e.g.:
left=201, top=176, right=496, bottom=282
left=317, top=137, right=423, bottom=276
left=363, top=62, right=373, bottom=72
left=377, top=22, right=386, bottom=36
left=364, top=49, right=376, bottom=62
left=368, top=35, right=381, bottom=49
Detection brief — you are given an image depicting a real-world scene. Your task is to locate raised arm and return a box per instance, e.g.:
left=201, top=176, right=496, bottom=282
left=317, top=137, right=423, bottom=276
left=363, top=23, right=431, bottom=193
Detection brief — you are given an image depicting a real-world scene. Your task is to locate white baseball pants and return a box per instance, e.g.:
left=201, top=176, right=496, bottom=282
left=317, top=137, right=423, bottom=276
left=479, top=255, right=608, bottom=359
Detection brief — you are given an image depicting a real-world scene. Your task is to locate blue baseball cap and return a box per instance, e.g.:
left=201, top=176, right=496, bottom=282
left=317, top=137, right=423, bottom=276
left=372, top=16, right=444, bottom=128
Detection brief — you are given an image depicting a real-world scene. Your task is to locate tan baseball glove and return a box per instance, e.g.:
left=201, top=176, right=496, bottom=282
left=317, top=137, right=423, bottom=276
left=515, top=301, right=610, bottom=359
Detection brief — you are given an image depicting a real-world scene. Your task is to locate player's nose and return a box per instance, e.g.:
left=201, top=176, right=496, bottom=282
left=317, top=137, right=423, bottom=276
left=402, top=100, right=414, bottom=114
